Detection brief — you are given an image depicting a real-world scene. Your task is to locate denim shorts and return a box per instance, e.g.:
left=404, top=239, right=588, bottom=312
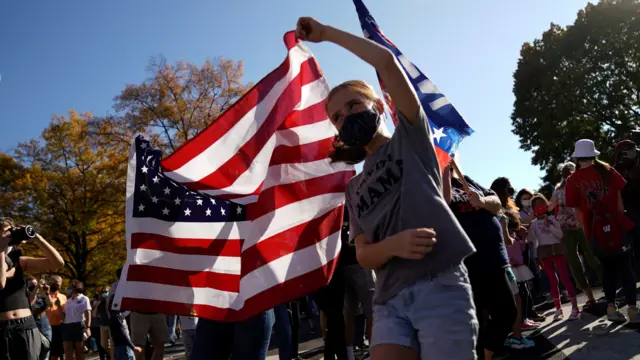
left=371, top=264, right=478, bottom=359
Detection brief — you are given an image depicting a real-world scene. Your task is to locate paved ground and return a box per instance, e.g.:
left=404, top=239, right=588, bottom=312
left=86, top=284, right=640, bottom=359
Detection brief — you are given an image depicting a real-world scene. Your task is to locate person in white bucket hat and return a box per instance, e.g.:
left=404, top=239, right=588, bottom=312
left=549, top=161, right=602, bottom=312
left=571, top=139, right=601, bottom=158
left=565, top=139, right=638, bottom=323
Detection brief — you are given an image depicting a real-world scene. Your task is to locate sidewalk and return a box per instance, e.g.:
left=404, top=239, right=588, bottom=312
left=88, top=284, right=640, bottom=359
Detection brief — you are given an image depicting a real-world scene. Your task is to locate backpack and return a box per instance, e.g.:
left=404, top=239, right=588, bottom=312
left=590, top=198, right=629, bottom=256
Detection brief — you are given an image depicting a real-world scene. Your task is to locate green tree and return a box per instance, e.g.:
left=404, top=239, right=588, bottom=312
left=14, top=111, right=127, bottom=286
left=512, top=0, right=640, bottom=186
left=0, top=153, right=28, bottom=220
left=114, top=56, right=252, bottom=151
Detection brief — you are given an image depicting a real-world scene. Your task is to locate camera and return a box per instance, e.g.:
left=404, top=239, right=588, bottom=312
left=7, top=226, right=37, bottom=246
left=27, top=281, right=37, bottom=293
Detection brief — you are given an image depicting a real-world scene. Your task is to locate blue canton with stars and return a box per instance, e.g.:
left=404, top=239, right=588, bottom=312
left=352, top=0, right=474, bottom=155
left=132, top=135, right=246, bottom=223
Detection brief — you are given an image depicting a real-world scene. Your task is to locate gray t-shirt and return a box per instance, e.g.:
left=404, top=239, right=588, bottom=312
left=345, top=109, right=475, bottom=304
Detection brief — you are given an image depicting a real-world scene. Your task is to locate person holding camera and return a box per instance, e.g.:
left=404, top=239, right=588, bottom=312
left=0, top=220, right=65, bottom=359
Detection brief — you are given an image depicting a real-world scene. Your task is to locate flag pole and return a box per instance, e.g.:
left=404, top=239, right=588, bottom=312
left=451, top=159, right=470, bottom=192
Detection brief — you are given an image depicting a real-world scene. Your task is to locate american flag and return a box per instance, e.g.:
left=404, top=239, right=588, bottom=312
left=353, top=0, right=474, bottom=168
left=112, top=32, right=355, bottom=321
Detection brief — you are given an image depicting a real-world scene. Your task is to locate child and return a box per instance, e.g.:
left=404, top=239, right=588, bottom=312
left=528, top=195, right=580, bottom=321
left=108, top=310, right=141, bottom=360
left=502, top=210, right=535, bottom=349
left=295, top=16, right=477, bottom=359
left=506, top=211, right=545, bottom=324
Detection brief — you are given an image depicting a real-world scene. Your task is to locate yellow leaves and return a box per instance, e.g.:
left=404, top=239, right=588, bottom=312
left=8, top=53, right=252, bottom=288
left=114, top=55, right=252, bottom=152
left=9, top=111, right=128, bottom=285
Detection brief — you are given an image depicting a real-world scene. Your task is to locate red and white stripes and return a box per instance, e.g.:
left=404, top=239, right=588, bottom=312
left=114, top=31, right=354, bottom=321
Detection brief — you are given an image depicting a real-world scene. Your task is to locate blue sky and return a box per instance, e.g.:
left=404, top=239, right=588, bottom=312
left=0, top=0, right=590, bottom=191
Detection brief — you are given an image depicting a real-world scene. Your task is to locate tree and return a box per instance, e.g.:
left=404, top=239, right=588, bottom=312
left=0, top=153, right=27, bottom=220
left=114, top=56, right=252, bottom=151
left=14, top=111, right=127, bottom=286
left=512, top=0, right=640, bottom=186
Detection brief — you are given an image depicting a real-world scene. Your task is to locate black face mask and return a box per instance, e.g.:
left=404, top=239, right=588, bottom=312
left=508, top=187, right=515, bottom=197
left=49, top=284, right=59, bottom=293
left=338, top=108, right=382, bottom=148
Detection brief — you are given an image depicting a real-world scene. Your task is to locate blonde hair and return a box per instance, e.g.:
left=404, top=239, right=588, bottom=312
left=326, top=80, right=379, bottom=111
left=327, top=80, right=381, bottom=164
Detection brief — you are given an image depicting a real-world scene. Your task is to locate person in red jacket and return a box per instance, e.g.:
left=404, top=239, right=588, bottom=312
left=565, top=139, right=637, bottom=323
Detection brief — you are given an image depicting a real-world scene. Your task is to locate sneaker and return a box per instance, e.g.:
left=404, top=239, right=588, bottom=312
left=504, top=336, right=535, bottom=349
left=607, top=305, right=627, bottom=323
left=528, top=313, right=546, bottom=322
left=521, top=319, right=539, bottom=331
left=568, top=308, right=581, bottom=321
left=628, top=307, right=639, bottom=324
left=553, top=308, right=564, bottom=321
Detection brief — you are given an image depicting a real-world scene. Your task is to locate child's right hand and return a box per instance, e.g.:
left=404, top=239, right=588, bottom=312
left=391, top=228, right=437, bottom=260
left=296, top=17, right=328, bottom=43
left=134, top=346, right=142, bottom=354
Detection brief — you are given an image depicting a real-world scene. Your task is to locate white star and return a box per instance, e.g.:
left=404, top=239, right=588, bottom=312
left=139, top=184, right=147, bottom=191
left=162, top=208, right=170, bottom=215
left=184, top=208, right=191, bottom=216
left=174, top=197, right=181, bottom=205
left=220, top=208, right=226, bottom=216
left=152, top=176, right=160, bottom=184
left=141, top=165, right=148, bottom=173
left=196, top=199, right=203, bottom=206
left=210, top=198, right=216, bottom=205
left=140, top=142, right=147, bottom=149
left=163, top=187, right=171, bottom=195
left=236, top=207, right=242, bottom=214
left=151, top=196, right=158, bottom=204
left=138, top=204, right=145, bottom=212
left=205, top=208, right=212, bottom=216
left=431, top=127, right=447, bottom=144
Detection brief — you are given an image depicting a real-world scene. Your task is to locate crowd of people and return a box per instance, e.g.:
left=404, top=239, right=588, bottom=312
left=1, top=16, right=640, bottom=360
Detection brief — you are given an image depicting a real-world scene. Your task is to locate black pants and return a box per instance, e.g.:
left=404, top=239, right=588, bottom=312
left=0, top=316, right=42, bottom=360
left=312, top=267, right=348, bottom=360
left=50, top=325, right=64, bottom=357
left=290, top=301, right=300, bottom=357
left=468, top=268, right=516, bottom=356
left=517, top=281, right=537, bottom=319
left=91, top=325, right=108, bottom=360
left=600, top=251, right=637, bottom=304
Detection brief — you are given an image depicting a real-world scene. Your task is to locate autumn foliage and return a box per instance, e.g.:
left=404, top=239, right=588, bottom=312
left=1, top=57, right=250, bottom=287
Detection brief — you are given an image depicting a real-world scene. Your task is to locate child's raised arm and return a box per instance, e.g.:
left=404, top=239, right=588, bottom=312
left=296, top=17, right=420, bottom=121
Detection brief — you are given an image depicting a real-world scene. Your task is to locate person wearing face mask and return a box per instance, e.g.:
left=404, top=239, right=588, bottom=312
left=528, top=195, right=580, bottom=321
left=614, top=140, right=640, bottom=247
left=46, top=275, right=67, bottom=360
left=549, top=162, right=602, bottom=310
left=62, top=280, right=92, bottom=360
left=296, top=17, right=477, bottom=360
left=514, top=189, right=535, bottom=226
left=92, top=287, right=112, bottom=360
left=0, top=220, right=65, bottom=359
left=443, top=167, right=521, bottom=357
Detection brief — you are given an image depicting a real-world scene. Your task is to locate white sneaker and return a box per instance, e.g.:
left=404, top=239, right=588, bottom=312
left=553, top=308, right=564, bottom=321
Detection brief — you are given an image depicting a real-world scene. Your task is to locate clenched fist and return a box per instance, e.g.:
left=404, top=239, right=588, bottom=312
left=296, top=17, right=328, bottom=43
